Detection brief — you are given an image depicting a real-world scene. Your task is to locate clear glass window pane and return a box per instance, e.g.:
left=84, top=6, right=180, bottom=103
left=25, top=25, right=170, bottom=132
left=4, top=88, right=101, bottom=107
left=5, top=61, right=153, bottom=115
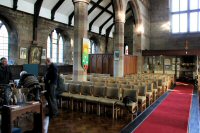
left=199, top=12, right=200, bottom=31
left=1, top=25, right=8, bottom=37
left=58, top=37, right=63, bottom=63
left=190, top=0, right=198, bottom=10
left=199, top=0, right=200, bottom=9
left=171, top=0, right=179, bottom=12
left=190, top=12, right=198, bottom=32
left=180, top=0, right=188, bottom=11
left=52, top=43, right=57, bottom=63
left=0, top=22, right=8, bottom=59
left=52, top=30, right=57, bottom=40
left=172, top=14, right=180, bottom=33
left=0, top=37, right=3, bottom=44
left=47, top=36, right=51, bottom=58
left=180, top=13, right=188, bottom=32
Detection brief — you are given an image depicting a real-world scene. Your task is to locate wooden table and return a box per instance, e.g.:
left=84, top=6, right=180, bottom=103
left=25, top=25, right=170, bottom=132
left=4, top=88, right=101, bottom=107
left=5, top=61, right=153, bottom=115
left=1, top=102, right=43, bottom=133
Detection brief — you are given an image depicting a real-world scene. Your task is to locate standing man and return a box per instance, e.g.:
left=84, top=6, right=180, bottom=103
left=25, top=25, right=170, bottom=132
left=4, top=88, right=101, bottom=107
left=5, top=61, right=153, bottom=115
left=44, top=58, right=59, bottom=117
left=0, top=57, right=12, bottom=105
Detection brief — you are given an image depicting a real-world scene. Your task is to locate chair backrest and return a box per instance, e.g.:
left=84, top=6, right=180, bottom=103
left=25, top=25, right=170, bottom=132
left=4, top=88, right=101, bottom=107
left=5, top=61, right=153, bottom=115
left=65, top=80, right=74, bottom=84
left=81, top=85, right=93, bottom=96
left=93, top=82, right=105, bottom=87
left=106, top=83, right=118, bottom=88
left=123, top=89, right=138, bottom=102
left=128, top=81, right=137, bottom=86
left=63, top=83, right=69, bottom=92
left=82, top=81, right=93, bottom=86
left=105, top=87, right=119, bottom=99
left=107, top=79, right=116, bottom=84
left=158, top=79, right=163, bottom=86
left=117, top=80, right=127, bottom=85
left=69, top=83, right=81, bottom=94
left=138, top=85, right=147, bottom=96
left=147, top=83, right=153, bottom=92
left=63, top=75, right=72, bottom=81
left=120, top=84, right=132, bottom=89
left=153, top=80, right=158, bottom=89
left=92, top=86, right=106, bottom=97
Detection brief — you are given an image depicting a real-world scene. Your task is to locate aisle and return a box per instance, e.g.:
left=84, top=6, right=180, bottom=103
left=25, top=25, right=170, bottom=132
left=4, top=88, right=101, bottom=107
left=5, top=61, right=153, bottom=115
left=133, top=83, right=193, bottom=133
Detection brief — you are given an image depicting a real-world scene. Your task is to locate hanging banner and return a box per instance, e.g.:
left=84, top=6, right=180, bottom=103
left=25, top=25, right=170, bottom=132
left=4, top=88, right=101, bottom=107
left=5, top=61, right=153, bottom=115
left=82, top=38, right=90, bottom=71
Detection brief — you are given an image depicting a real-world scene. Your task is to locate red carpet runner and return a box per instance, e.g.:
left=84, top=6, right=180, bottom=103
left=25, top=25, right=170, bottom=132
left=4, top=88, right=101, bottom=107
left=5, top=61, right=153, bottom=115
left=134, top=83, right=193, bottom=133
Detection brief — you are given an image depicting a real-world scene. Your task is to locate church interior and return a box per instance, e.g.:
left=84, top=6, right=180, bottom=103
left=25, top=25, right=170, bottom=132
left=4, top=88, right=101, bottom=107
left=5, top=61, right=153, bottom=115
left=0, top=0, right=199, bottom=133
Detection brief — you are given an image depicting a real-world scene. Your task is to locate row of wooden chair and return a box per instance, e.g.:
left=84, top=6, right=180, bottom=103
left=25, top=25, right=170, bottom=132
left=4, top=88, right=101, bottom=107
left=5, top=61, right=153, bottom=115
left=59, top=83, right=138, bottom=119
left=59, top=73, right=174, bottom=119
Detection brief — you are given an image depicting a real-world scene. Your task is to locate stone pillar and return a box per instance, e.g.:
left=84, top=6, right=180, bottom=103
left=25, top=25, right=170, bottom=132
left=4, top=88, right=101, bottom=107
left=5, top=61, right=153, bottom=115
left=114, top=21, right=125, bottom=77
left=73, top=0, right=90, bottom=81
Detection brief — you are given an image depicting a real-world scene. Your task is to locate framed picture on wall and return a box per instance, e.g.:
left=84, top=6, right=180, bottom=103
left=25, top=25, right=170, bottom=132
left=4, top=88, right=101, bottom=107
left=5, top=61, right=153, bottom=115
left=29, top=46, right=42, bottom=64
left=164, top=58, right=171, bottom=65
left=114, top=50, right=120, bottom=61
left=19, top=47, right=27, bottom=59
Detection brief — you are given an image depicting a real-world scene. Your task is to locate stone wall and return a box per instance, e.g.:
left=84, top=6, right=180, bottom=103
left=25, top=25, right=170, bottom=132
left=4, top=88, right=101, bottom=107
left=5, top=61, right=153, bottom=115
left=0, top=6, right=113, bottom=65
left=150, top=0, right=200, bottom=50
left=137, top=0, right=150, bottom=51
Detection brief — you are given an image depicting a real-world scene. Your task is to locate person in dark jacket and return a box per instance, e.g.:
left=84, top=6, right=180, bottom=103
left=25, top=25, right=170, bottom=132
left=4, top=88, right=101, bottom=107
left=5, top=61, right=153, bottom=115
left=44, top=58, right=59, bottom=117
left=0, top=57, right=13, bottom=105
left=18, top=71, right=40, bottom=101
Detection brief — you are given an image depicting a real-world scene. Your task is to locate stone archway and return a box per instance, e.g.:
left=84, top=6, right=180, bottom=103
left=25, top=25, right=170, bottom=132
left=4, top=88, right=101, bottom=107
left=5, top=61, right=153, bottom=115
left=112, top=0, right=142, bottom=77
left=125, top=0, right=142, bottom=55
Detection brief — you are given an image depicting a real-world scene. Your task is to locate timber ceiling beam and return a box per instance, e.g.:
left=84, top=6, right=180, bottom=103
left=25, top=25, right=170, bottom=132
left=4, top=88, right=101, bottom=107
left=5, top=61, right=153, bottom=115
left=90, top=1, right=112, bottom=15
left=33, top=0, right=43, bottom=42
left=13, top=0, right=18, bottom=10
left=88, top=0, right=103, bottom=14
left=68, top=11, right=74, bottom=26
left=106, top=23, right=114, bottom=38
left=89, top=2, right=112, bottom=31
left=51, top=0, right=65, bottom=20
left=99, top=0, right=115, bottom=35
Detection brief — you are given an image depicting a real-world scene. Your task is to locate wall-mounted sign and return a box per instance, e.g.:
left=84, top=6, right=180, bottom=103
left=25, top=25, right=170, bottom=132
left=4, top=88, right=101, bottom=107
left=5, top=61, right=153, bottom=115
left=82, top=38, right=90, bottom=71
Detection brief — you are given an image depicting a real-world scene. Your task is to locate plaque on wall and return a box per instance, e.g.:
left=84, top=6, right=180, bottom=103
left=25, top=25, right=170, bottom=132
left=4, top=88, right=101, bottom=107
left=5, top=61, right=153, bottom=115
left=164, top=59, right=171, bottom=65
left=114, top=50, right=120, bottom=61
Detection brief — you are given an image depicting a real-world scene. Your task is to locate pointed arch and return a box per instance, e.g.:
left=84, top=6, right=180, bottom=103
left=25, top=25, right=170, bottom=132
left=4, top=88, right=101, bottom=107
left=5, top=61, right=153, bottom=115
left=128, top=0, right=141, bottom=25
left=0, top=15, right=18, bottom=62
left=113, top=0, right=141, bottom=24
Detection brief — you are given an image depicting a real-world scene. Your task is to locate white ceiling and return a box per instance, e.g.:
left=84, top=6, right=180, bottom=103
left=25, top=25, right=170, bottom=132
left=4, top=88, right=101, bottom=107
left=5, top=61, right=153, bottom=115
left=0, top=0, right=134, bottom=38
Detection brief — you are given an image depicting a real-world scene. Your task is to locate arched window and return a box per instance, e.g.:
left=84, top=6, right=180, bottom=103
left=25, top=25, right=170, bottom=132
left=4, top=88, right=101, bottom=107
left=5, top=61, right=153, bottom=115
left=47, top=30, right=64, bottom=63
left=0, top=20, right=8, bottom=59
